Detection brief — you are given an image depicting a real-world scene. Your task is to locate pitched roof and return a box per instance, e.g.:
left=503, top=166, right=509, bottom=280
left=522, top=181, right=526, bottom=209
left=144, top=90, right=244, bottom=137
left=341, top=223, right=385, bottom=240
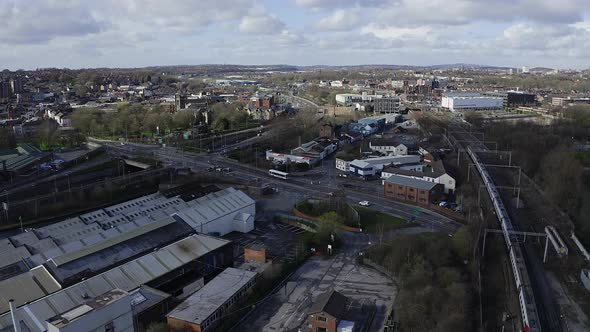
left=308, top=290, right=348, bottom=319
left=384, top=174, right=439, bottom=190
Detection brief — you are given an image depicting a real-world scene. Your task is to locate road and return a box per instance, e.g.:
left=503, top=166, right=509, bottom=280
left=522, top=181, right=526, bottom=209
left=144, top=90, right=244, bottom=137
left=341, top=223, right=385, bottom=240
left=289, top=91, right=320, bottom=109
left=105, top=141, right=460, bottom=234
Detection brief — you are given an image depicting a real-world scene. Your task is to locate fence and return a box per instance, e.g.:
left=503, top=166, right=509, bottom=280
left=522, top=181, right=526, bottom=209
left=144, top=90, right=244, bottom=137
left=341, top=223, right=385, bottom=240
left=0, top=168, right=173, bottom=228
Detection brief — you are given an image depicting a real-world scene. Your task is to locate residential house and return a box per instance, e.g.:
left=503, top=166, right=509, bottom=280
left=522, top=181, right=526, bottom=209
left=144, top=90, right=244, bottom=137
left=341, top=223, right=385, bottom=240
left=246, top=107, right=275, bottom=121
left=305, top=290, right=349, bottom=332
left=369, top=139, right=408, bottom=156
left=337, top=131, right=363, bottom=144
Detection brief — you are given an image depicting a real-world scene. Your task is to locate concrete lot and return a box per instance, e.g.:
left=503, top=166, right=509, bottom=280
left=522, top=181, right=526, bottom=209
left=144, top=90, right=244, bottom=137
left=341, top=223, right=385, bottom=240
left=237, top=248, right=396, bottom=331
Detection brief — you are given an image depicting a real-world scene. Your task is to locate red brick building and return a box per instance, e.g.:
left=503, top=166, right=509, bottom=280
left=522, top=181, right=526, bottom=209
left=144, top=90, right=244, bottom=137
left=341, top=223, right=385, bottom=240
left=384, top=174, right=443, bottom=207
left=305, top=290, right=348, bottom=332
left=319, top=123, right=334, bottom=138
left=244, top=243, right=266, bottom=263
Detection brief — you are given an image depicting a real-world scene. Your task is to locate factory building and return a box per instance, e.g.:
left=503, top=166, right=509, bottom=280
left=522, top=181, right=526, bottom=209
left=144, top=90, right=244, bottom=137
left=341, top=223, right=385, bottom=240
left=441, top=92, right=503, bottom=112
left=0, top=233, right=233, bottom=332
left=0, top=187, right=254, bottom=328
left=166, top=267, right=258, bottom=332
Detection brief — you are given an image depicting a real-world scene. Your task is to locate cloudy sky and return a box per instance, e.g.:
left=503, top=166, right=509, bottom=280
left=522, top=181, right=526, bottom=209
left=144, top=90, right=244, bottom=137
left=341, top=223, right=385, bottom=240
left=2, top=0, right=590, bottom=69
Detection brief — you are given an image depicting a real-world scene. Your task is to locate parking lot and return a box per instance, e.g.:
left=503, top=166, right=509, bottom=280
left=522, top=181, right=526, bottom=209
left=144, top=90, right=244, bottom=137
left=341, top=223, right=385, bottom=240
left=234, top=232, right=397, bottom=332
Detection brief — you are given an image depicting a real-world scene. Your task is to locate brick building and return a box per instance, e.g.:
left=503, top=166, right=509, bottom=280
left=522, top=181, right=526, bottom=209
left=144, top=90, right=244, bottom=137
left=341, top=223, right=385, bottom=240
left=319, top=123, right=334, bottom=138
left=244, top=243, right=266, bottom=263
left=384, top=174, right=443, bottom=206
left=305, top=290, right=348, bottom=332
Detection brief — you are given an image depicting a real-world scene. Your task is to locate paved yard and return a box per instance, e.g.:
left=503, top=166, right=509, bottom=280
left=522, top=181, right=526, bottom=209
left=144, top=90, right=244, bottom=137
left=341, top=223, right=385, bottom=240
left=236, top=232, right=397, bottom=332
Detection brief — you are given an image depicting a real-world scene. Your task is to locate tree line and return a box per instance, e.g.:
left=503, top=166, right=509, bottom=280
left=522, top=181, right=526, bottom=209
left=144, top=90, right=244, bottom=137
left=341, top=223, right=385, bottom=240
left=474, top=106, right=590, bottom=245
left=70, top=103, right=251, bottom=139
left=366, top=230, right=474, bottom=331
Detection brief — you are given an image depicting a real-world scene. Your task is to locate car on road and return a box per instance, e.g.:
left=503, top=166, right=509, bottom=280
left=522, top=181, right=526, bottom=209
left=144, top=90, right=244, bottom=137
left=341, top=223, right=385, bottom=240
left=359, top=201, right=371, bottom=207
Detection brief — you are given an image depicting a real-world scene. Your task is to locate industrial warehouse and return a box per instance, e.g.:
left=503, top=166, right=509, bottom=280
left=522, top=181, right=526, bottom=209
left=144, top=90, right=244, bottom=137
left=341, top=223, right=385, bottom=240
left=0, top=186, right=257, bottom=332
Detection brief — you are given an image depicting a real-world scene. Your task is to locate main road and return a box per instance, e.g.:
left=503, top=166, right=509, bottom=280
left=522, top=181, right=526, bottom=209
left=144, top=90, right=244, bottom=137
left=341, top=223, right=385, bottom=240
left=104, top=141, right=460, bottom=234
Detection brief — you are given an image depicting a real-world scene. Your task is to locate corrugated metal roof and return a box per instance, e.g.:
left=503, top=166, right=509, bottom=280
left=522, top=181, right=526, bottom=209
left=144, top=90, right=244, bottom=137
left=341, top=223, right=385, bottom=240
left=167, top=267, right=257, bottom=324
left=0, top=234, right=230, bottom=331
left=50, top=217, right=177, bottom=267
left=0, top=246, right=31, bottom=267
left=0, top=266, right=60, bottom=314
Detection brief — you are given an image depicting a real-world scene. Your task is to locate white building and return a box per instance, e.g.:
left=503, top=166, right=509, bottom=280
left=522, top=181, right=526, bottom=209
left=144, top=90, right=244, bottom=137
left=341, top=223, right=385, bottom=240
left=369, top=140, right=408, bottom=156
left=336, top=94, right=362, bottom=104
left=441, top=93, right=503, bottom=112
left=335, top=93, right=384, bottom=105
left=172, top=188, right=255, bottom=236
left=381, top=160, right=456, bottom=193
left=348, top=155, right=421, bottom=179
left=330, top=81, right=344, bottom=88
left=335, top=158, right=351, bottom=172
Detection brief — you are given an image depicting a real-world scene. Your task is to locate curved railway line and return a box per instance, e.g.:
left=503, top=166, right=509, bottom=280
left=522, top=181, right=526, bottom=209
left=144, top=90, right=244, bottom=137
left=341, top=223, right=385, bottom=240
left=448, top=124, right=550, bottom=332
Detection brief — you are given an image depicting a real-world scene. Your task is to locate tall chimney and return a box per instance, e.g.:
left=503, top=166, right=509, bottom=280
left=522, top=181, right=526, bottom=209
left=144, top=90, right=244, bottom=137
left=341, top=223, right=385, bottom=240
left=9, top=300, right=22, bottom=332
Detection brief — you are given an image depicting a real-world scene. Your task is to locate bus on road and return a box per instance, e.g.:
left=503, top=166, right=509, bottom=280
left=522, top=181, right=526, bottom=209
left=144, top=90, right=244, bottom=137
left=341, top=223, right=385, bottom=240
left=268, top=169, right=289, bottom=180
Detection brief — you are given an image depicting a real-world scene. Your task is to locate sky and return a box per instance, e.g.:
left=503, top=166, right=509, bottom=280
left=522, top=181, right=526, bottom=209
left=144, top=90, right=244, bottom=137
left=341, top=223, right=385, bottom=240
left=1, top=0, right=590, bottom=70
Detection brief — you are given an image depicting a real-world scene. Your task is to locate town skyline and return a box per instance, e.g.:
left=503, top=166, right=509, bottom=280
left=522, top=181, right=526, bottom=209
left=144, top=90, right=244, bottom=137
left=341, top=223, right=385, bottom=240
left=2, top=0, right=590, bottom=70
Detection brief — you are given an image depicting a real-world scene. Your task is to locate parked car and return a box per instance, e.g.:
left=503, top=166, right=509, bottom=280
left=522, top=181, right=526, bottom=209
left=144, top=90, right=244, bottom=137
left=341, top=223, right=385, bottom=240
left=39, top=163, right=52, bottom=171
left=439, top=201, right=449, bottom=207
left=359, top=201, right=371, bottom=207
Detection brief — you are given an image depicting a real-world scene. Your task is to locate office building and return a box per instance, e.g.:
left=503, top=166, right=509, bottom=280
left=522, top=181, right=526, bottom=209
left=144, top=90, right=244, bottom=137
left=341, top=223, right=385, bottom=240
left=0, top=81, right=10, bottom=99
left=9, top=78, right=23, bottom=94
left=485, top=91, right=536, bottom=107
left=382, top=159, right=456, bottom=194
left=552, top=97, right=590, bottom=107
left=384, top=175, right=443, bottom=206
left=373, top=96, right=401, bottom=114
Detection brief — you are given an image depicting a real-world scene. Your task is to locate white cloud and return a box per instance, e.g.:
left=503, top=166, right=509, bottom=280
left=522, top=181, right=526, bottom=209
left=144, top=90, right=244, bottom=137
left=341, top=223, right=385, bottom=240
left=315, top=9, right=362, bottom=31
left=1, top=0, right=590, bottom=69
left=239, top=13, right=286, bottom=34
left=295, top=0, right=386, bottom=9
left=361, top=24, right=433, bottom=42
left=0, top=0, right=106, bottom=44
left=499, top=22, right=590, bottom=55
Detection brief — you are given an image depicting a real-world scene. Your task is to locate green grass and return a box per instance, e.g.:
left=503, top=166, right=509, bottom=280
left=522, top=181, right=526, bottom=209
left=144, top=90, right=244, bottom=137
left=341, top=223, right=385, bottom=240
left=575, top=151, right=590, bottom=167
left=355, top=207, right=415, bottom=233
